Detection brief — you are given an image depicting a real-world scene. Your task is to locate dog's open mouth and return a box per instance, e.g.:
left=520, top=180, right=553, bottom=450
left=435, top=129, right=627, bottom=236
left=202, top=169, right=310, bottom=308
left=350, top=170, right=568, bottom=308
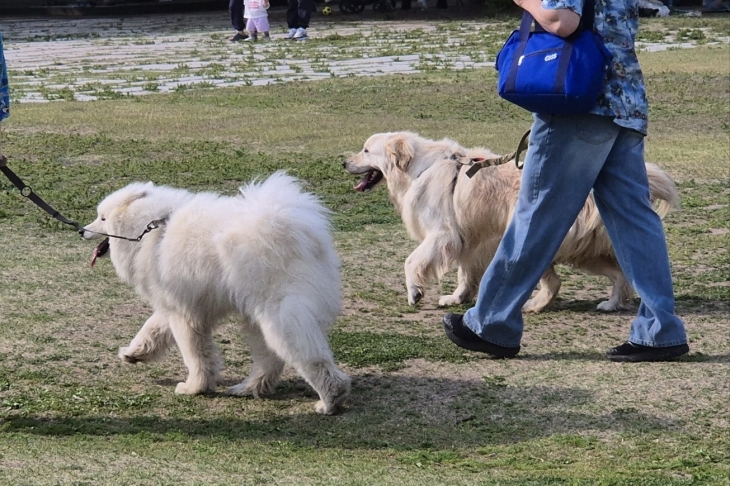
left=90, top=237, right=110, bottom=267
left=354, top=170, right=383, bottom=192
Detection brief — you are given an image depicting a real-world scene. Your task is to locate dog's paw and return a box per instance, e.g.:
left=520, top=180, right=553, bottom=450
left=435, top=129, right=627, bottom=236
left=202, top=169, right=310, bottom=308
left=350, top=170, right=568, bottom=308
left=407, top=288, right=424, bottom=306
left=315, top=400, right=332, bottom=415
left=226, top=373, right=279, bottom=398
left=522, top=299, right=546, bottom=313
left=596, top=300, right=622, bottom=312
left=315, top=399, right=344, bottom=415
left=438, top=295, right=462, bottom=307
left=315, top=377, right=350, bottom=415
left=174, top=381, right=212, bottom=395
left=226, top=382, right=258, bottom=398
left=118, top=347, right=140, bottom=364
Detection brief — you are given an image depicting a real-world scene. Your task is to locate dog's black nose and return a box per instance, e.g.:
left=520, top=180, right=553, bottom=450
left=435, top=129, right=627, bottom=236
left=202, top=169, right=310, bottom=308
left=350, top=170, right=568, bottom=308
left=78, top=227, right=86, bottom=236
left=341, top=161, right=347, bottom=168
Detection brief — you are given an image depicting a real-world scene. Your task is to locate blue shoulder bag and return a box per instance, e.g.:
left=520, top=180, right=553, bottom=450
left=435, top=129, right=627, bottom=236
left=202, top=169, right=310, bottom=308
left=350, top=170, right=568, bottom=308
left=495, top=0, right=613, bottom=115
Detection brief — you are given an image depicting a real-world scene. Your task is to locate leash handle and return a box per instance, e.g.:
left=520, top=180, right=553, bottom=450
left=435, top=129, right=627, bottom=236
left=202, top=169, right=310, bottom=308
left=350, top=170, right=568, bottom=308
left=513, top=129, right=531, bottom=170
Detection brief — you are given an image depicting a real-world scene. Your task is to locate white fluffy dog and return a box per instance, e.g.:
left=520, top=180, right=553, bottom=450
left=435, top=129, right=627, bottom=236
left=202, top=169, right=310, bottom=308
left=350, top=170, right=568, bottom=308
left=82, top=172, right=350, bottom=414
left=343, top=132, right=679, bottom=312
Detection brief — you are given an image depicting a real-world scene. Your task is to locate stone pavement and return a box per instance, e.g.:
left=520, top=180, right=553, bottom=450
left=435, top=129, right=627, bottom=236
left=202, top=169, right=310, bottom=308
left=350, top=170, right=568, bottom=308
left=0, top=12, right=726, bottom=102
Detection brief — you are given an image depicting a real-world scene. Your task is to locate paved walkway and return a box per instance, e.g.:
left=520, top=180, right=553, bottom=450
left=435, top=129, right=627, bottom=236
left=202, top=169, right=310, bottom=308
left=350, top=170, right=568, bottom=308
left=0, top=12, right=726, bottom=102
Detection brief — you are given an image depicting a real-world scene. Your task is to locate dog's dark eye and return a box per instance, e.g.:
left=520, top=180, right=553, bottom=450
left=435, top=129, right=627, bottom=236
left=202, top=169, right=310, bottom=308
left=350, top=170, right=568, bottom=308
left=101, top=216, right=106, bottom=221
left=363, top=149, right=369, bottom=153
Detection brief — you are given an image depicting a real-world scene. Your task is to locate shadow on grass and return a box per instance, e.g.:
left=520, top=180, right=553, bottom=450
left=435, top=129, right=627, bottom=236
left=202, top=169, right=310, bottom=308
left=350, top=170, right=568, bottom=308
left=674, top=295, right=730, bottom=315
left=0, top=375, right=683, bottom=449
left=523, top=351, right=729, bottom=362
left=534, top=296, right=728, bottom=316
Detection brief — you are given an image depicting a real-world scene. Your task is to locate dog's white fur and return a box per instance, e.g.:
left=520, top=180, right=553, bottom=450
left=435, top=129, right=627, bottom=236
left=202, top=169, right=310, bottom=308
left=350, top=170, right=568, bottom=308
left=343, top=132, right=679, bottom=312
left=82, top=172, right=350, bottom=414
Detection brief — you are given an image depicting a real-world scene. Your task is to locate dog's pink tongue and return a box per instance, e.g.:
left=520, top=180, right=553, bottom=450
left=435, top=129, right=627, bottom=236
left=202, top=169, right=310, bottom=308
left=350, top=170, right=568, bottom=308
left=91, top=247, right=101, bottom=267
left=354, top=179, right=368, bottom=192
left=90, top=238, right=110, bottom=268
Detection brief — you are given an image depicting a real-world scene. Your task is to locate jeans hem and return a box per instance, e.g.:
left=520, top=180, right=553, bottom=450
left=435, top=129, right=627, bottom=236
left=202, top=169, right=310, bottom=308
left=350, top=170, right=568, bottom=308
left=629, top=339, right=688, bottom=348
left=463, top=314, right=521, bottom=348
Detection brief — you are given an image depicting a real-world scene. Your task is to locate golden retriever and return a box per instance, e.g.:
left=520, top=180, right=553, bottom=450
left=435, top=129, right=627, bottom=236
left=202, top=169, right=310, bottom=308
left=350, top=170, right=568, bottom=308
left=343, top=131, right=679, bottom=312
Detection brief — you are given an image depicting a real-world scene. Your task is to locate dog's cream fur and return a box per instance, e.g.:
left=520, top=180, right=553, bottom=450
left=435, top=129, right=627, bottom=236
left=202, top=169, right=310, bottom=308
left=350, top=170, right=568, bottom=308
left=343, top=131, right=679, bottom=312
left=82, top=172, right=350, bottom=414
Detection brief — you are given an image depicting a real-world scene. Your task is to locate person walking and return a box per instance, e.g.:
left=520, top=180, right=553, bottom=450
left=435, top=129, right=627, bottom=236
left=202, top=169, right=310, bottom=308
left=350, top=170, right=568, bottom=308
left=285, top=0, right=316, bottom=41
left=442, top=0, right=690, bottom=363
left=243, top=0, right=271, bottom=42
left=229, top=0, right=249, bottom=42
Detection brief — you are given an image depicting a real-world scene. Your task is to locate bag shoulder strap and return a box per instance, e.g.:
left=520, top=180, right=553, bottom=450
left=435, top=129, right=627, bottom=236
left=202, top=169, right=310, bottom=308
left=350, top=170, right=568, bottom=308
left=579, top=0, right=596, bottom=33
left=519, top=0, right=596, bottom=39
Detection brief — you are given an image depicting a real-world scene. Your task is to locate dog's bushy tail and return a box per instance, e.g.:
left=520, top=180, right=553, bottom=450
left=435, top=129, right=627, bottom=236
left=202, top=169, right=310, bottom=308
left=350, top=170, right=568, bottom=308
left=231, top=171, right=341, bottom=319
left=235, top=171, right=336, bottom=262
left=646, top=163, right=680, bottom=218
left=239, top=171, right=329, bottom=217
left=582, top=163, right=679, bottom=233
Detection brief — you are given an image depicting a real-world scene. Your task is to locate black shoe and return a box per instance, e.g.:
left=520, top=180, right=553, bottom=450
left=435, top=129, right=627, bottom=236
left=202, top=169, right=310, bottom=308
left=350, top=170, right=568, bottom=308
left=606, top=341, right=689, bottom=362
left=230, top=33, right=249, bottom=42
left=442, top=313, right=520, bottom=358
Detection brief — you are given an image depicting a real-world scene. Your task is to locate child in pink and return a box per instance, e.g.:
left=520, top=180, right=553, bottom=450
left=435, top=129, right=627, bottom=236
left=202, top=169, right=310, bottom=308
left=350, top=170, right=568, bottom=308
left=244, top=0, right=271, bottom=42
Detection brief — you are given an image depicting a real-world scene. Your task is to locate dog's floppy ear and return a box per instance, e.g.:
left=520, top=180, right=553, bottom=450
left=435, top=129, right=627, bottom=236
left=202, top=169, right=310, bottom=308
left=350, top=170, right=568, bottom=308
left=386, top=135, right=416, bottom=172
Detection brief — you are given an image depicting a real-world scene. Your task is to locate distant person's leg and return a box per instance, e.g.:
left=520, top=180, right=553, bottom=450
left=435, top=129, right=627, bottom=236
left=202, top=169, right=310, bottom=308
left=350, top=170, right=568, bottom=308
left=229, top=0, right=248, bottom=41
left=244, top=18, right=258, bottom=41
left=286, top=0, right=299, bottom=38
left=293, top=0, right=313, bottom=40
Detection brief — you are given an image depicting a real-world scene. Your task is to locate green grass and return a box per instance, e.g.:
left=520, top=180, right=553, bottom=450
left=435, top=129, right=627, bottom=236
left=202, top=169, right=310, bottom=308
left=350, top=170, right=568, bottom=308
left=0, top=19, right=729, bottom=486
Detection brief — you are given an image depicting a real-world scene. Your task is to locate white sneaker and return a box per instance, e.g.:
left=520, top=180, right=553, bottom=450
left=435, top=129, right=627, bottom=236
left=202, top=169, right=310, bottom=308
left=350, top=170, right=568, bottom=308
left=293, top=27, right=307, bottom=39
left=285, top=28, right=297, bottom=39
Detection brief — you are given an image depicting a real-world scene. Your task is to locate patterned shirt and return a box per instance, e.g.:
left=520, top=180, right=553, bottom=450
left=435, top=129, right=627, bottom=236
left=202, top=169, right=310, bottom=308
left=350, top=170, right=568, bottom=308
left=1, top=32, right=9, bottom=122
left=542, top=0, right=648, bottom=134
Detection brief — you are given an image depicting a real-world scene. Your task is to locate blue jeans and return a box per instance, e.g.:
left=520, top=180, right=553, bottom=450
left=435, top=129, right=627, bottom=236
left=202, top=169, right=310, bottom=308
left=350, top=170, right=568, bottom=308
left=1, top=33, right=9, bottom=122
left=463, top=113, right=687, bottom=349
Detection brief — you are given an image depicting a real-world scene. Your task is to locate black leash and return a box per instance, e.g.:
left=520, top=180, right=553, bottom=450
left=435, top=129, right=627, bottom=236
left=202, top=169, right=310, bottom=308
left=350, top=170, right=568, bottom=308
left=1, top=154, right=84, bottom=231
left=0, top=155, right=164, bottom=241
left=89, top=218, right=168, bottom=242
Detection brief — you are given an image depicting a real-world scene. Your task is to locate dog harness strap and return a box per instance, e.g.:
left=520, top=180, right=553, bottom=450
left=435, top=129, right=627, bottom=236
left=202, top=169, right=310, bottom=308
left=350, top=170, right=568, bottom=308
left=464, top=129, right=531, bottom=178
left=133, top=218, right=168, bottom=241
